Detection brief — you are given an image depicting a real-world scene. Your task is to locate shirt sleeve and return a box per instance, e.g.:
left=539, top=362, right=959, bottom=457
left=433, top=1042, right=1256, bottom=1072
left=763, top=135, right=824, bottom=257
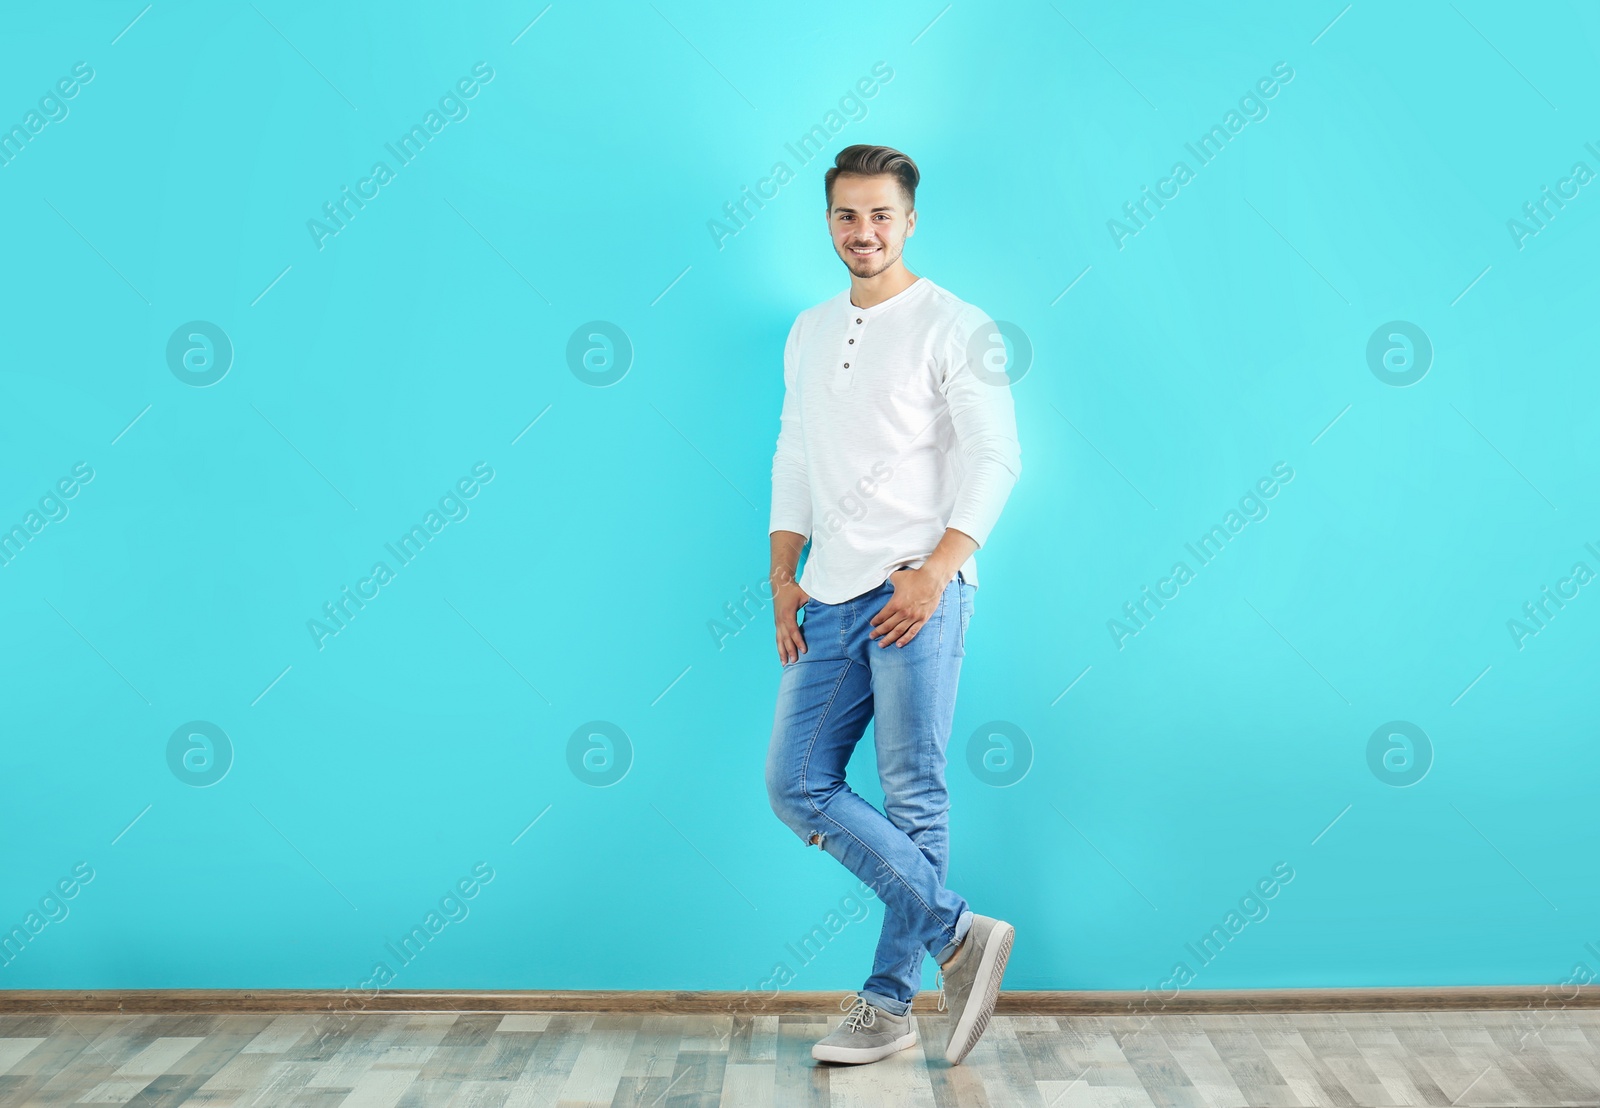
left=769, top=314, right=812, bottom=537
left=937, top=306, right=1022, bottom=547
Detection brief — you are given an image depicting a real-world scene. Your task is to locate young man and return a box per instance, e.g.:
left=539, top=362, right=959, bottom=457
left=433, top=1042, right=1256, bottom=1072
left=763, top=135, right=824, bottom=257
left=764, top=144, right=1023, bottom=1067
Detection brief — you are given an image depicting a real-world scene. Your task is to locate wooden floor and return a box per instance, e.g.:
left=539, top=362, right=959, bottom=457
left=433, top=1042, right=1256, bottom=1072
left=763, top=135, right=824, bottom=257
left=2, top=1008, right=1599, bottom=1107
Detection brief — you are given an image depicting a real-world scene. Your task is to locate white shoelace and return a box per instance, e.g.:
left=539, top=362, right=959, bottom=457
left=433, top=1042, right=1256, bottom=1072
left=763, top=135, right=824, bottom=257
left=840, top=993, right=878, bottom=1032
left=935, top=968, right=947, bottom=1012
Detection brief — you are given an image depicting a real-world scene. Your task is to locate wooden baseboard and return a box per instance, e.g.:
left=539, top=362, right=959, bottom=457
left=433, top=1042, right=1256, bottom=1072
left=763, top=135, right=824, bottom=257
left=4, top=987, right=1597, bottom=1016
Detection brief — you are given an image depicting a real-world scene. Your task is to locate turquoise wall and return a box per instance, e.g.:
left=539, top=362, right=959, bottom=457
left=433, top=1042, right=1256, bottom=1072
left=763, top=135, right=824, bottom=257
left=3, top=1, right=1598, bottom=1002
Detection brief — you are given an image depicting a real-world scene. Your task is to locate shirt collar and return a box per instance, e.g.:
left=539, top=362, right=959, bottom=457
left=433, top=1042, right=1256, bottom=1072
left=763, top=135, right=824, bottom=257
left=846, top=276, right=928, bottom=316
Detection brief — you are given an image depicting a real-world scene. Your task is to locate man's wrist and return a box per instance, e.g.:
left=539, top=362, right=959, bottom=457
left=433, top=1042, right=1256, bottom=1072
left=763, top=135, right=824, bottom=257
left=918, top=556, right=958, bottom=589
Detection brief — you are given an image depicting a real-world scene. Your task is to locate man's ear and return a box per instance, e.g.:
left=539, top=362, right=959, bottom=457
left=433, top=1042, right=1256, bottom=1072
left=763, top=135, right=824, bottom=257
left=906, top=209, right=917, bottom=237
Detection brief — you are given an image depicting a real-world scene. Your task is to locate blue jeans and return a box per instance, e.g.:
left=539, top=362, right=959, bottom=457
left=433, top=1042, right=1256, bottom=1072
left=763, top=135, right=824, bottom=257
left=765, top=570, right=975, bottom=1017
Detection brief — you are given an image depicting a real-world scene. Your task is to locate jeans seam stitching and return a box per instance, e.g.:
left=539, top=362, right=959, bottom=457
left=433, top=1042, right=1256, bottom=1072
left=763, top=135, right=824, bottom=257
left=812, top=807, right=950, bottom=951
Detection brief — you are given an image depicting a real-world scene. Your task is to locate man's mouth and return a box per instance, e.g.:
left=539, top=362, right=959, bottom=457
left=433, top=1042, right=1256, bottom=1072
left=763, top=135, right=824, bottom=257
left=849, top=244, right=879, bottom=257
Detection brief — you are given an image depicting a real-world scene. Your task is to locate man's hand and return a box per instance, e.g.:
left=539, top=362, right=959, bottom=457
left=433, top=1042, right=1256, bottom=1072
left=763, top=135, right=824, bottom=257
left=774, top=579, right=811, bottom=664
left=869, top=566, right=944, bottom=648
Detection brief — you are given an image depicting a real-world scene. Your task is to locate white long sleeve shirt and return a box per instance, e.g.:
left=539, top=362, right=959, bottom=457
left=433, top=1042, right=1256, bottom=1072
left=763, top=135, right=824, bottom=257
left=769, top=276, right=1022, bottom=604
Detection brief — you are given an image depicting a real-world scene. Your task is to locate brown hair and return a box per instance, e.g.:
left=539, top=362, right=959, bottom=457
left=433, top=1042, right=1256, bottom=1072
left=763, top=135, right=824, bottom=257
left=824, top=144, right=919, bottom=213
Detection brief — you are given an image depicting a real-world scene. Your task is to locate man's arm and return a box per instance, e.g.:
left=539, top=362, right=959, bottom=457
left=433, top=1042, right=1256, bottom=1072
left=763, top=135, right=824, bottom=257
left=770, top=317, right=812, bottom=664
left=869, top=308, right=1022, bottom=648
left=769, top=316, right=811, bottom=540
left=939, top=308, right=1023, bottom=551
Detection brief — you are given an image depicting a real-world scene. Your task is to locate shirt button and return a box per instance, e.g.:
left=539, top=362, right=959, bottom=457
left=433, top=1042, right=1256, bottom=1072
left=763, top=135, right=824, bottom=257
left=843, top=362, right=850, bottom=368
left=855, top=318, right=862, bottom=324
left=848, top=339, right=854, bottom=344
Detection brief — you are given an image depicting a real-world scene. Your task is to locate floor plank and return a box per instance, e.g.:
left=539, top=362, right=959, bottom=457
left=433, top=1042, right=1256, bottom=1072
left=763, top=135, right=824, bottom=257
left=0, top=1008, right=1596, bottom=1106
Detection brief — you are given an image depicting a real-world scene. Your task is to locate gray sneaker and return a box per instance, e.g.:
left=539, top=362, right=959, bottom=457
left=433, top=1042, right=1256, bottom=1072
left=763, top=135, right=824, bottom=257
left=936, top=914, right=1015, bottom=1065
left=810, top=993, right=917, bottom=1064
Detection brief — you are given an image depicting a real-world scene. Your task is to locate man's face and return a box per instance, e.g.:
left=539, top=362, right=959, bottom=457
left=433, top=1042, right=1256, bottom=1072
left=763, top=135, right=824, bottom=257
left=827, top=174, right=915, bottom=278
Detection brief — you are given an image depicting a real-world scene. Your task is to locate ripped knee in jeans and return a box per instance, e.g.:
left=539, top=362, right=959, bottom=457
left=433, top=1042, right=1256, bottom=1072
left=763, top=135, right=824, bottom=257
left=808, top=831, right=823, bottom=847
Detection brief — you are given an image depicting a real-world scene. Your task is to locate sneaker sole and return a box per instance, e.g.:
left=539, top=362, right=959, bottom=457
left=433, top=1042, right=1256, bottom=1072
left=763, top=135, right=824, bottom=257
left=812, top=1029, right=917, bottom=1065
left=944, top=920, right=1014, bottom=1065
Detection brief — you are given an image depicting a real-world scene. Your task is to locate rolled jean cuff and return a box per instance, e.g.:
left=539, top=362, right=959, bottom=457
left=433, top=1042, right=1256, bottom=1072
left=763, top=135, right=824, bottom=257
left=859, top=988, right=910, bottom=1018
left=933, top=909, right=974, bottom=966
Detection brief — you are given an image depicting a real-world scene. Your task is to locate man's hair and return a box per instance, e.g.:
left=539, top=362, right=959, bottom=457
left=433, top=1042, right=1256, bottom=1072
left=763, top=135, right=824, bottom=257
left=824, top=144, right=919, bottom=213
